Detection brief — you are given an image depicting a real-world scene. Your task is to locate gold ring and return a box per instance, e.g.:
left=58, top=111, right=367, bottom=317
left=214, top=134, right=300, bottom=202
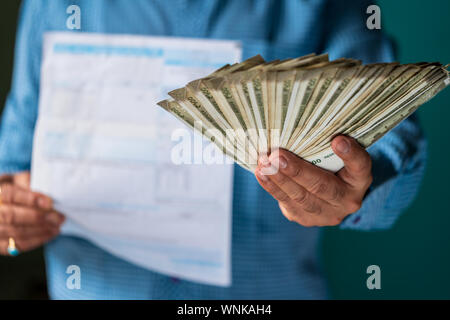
left=7, top=238, right=19, bottom=256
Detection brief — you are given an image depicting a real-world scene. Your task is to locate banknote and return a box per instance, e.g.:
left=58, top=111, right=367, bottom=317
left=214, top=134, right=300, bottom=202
left=158, top=54, right=449, bottom=172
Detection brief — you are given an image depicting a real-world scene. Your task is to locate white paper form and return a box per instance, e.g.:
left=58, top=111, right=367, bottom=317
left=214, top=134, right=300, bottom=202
left=31, top=32, right=242, bottom=286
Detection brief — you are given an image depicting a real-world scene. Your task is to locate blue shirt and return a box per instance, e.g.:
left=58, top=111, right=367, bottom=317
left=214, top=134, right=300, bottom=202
left=0, top=0, right=426, bottom=299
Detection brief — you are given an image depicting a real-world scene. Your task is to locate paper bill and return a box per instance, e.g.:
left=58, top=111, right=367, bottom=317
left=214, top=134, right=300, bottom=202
left=32, top=32, right=242, bottom=286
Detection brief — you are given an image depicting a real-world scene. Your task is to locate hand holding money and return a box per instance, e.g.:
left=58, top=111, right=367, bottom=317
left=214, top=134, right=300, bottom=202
left=254, top=135, right=372, bottom=227
left=158, top=53, right=448, bottom=225
left=159, top=53, right=449, bottom=173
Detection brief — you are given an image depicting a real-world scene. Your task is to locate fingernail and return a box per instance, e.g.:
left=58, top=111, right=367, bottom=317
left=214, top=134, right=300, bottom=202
left=45, top=212, right=64, bottom=226
left=259, top=154, right=270, bottom=167
left=38, top=197, right=52, bottom=209
left=266, top=152, right=285, bottom=172
left=256, top=169, right=268, bottom=182
left=260, top=165, right=278, bottom=175
left=336, top=138, right=350, bottom=154
left=278, top=156, right=288, bottom=169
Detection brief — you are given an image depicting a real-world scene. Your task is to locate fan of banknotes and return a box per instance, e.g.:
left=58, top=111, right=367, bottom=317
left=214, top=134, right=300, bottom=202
left=158, top=54, right=449, bottom=172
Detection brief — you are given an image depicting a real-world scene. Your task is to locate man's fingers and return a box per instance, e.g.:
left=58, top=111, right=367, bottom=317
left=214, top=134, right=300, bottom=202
left=16, top=233, right=58, bottom=252
left=266, top=149, right=347, bottom=205
left=258, top=166, right=327, bottom=216
left=0, top=205, right=64, bottom=226
left=0, top=224, right=60, bottom=239
left=0, top=231, right=58, bottom=254
left=0, top=205, right=44, bottom=225
left=13, top=172, right=31, bottom=189
left=256, top=166, right=348, bottom=227
left=279, top=202, right=345, bottom=227
left=0, top=174, right=12, bottom=184
left=0, top=184, right=53, bottom=210
left=255, top=168, right=291, bottom=202
left=256, top=172, right=322, bottom=225
left=331, top=136, right=372, bottom=188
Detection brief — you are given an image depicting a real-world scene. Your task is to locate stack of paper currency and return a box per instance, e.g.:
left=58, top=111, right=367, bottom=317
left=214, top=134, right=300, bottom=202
left=158, top=54, right=449, bottom=172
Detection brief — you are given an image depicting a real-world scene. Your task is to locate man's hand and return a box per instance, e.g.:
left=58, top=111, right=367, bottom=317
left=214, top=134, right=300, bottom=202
left=255, top=136, right=372, bottom=227
left=0, top=172, right=65, bottom=255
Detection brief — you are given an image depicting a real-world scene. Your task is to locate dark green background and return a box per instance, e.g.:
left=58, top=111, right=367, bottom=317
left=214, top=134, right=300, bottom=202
left=322, top=0, right=450, bottom=299
left=0, top=0, right=449, bottom=299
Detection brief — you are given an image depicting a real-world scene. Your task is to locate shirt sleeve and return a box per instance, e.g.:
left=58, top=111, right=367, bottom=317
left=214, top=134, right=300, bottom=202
left=0, top=0, right=44, bottom=174
left=320, top=0, right=427, bottom=230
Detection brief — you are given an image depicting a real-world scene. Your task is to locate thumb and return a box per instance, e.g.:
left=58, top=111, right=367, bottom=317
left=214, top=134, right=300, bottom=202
left=331, top=135, right=372, bottom=188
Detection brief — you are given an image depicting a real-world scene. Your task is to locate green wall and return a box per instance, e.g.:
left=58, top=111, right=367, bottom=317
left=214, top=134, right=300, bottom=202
left=323, top=0, right=450, bottom=299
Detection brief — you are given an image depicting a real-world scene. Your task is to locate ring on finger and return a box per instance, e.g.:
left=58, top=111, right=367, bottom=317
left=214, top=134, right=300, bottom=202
left=7, top=237, right=20, bottom=256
